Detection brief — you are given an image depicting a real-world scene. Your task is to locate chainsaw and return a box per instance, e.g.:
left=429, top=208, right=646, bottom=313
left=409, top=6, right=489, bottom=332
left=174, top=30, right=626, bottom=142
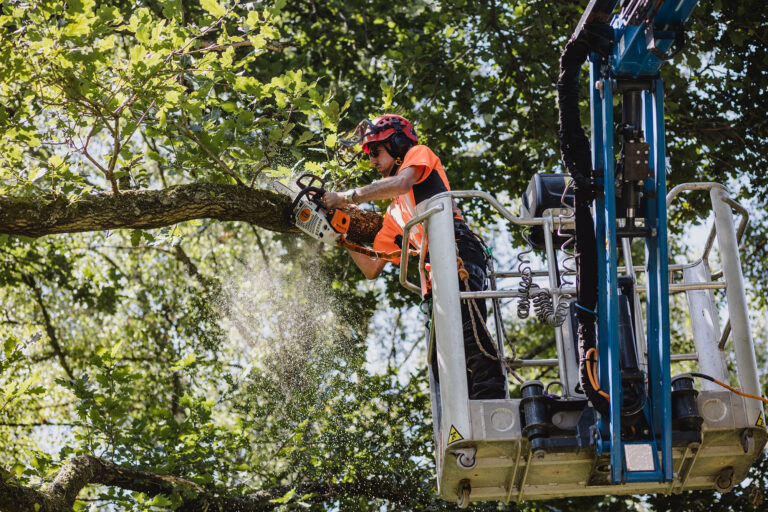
left=271, top=174, right=350, bottom=245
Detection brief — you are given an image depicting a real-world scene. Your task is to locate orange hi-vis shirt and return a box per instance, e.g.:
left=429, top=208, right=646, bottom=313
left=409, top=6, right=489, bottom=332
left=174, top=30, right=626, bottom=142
left=372, top=145, right=460, bottom=265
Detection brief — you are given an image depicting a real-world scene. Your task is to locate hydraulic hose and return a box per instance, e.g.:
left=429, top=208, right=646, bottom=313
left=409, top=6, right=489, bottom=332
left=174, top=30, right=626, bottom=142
left=557, top=31, right=611, bottom=418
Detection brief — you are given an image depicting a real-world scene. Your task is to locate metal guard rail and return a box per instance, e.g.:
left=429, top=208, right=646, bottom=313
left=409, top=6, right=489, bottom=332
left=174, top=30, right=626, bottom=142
left=399, top=190, right=574, bottom=295
left=397, top=186, right=748, bottom=368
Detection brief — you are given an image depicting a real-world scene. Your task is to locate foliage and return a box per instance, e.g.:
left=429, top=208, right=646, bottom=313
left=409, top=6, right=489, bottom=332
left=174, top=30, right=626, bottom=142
left=0, top=0, right=347, bottom=199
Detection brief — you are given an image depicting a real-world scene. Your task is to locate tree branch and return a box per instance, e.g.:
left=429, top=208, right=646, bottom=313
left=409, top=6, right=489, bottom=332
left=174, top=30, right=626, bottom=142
left=0, top=455, right=412, bottom=512
left=173, top=121, right=246, bottom=186
left=21, top=274, right=75, bottom=380
left=0, top=183, right=382, bottom=244
left=249, top=225, right=271, bottom=268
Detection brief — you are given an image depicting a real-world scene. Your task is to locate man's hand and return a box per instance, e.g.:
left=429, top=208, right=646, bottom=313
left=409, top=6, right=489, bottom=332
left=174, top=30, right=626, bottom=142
left=322, top=191, right=350, bottom=209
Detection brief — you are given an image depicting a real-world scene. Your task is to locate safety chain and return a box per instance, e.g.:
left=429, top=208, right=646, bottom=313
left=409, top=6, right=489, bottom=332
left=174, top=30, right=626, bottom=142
left=457, top=257, right=524, bottom=384
left=338, top=238, right=419, bottom=260
left=467, top=230, right=520, bottom=364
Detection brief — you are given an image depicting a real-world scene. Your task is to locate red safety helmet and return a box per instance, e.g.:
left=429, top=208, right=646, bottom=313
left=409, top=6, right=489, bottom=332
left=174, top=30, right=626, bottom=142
left=336, top=114, right=419, bottom=167
left=360, top=114, right=419, bottom=153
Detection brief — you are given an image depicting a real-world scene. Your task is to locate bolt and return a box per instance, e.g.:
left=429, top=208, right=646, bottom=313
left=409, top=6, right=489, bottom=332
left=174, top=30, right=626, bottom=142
left=534, top=449, right=546, bottom=459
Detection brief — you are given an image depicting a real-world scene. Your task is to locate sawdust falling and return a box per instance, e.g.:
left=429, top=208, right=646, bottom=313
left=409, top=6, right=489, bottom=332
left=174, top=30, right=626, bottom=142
left=210, top=246, right=435, bottom=507
left=216, top=253, right=359, bottom=398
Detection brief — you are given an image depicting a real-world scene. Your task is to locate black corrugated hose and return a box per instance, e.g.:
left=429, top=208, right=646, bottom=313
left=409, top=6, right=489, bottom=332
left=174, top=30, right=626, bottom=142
left=557, top=23, right=613, bottom=417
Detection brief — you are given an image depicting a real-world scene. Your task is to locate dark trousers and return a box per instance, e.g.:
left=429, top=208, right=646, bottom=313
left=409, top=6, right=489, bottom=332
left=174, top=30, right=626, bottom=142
left=454, top=221, right=507, bottom=399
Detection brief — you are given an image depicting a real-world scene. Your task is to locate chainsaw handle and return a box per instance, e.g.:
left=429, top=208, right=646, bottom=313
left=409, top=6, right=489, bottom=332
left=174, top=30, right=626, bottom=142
left=289, top=186, right=329, bottom=217
left=296, top=173, right=326, bottom=193
left=294, top=173, right=329, bottom=208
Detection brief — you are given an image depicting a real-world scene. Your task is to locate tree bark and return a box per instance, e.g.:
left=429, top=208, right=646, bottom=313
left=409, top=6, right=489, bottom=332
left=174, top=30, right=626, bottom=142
left=0, top=183, right=382, bottom=244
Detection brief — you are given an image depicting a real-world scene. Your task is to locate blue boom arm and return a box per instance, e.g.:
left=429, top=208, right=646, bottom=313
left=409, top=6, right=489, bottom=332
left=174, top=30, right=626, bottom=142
left=567, top=0, right=699, bottom=484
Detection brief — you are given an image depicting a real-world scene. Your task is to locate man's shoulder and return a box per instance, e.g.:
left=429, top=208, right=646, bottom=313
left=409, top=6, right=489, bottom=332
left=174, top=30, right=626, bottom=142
left=408, top=144, right=436, bottom=155
left=403, top=144, right=440, bottom=165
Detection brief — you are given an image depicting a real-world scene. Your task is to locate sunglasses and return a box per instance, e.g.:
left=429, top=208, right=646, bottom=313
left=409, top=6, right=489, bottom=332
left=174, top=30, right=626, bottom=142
left=368, top=144, right=386, bottom=158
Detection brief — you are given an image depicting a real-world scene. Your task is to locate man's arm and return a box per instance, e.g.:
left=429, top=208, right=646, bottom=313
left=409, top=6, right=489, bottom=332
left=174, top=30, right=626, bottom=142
left=323, top=166, right=422, bottom=208
left=346, top=248, right=388, bottom=279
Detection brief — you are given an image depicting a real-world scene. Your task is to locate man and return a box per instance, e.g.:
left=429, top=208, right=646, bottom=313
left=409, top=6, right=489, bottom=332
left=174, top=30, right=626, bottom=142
left=324, top=114, right=506, bottom=400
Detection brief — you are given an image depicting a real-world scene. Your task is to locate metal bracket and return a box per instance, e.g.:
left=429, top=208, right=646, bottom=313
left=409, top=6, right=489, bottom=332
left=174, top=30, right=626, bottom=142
left=645, top=23, right=685, bottom=61
left=741, top=428, right=755, bottom=454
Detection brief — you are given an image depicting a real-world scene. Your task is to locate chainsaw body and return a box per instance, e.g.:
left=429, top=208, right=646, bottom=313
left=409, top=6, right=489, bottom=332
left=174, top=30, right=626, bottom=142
left=272, top=174, right=350, bottom=245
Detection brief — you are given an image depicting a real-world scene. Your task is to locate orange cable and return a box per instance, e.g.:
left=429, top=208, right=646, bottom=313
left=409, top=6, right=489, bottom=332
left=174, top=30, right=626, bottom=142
left=690, top=373, right=768, bottom=405
left=585, top=347, right=610, bottom=400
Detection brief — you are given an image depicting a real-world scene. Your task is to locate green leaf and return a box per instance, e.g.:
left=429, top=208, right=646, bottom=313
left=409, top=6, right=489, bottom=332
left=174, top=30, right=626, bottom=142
left=110, top=340, right=124, bottom=359
left=201, top=0, right=226, bottom=18
left=165, top=89, right=182, bottom=105
left=271, top=488, right=296, bottom=504
left=29, top=168, right=48, bottom=182
left=246, top=11, right=260, bottom=29
left=3, top=336, right=18, bottom=358
left=296, top=130, right=314, bottom=145
left=304, top=161, right=323, bottom=174
left=136, top=21, right=150, bottom=45
left=49, top=154, right=64, bottom=168
left=146, top=494, right=173, bottom=507
left=221, top=46, right=234, bottom=68
left=97, top=34, right=117, bottom=52
left=170, top=352, right=196, bottom=371
left=130, top=230, right=142, bottom=247
left=63, top=17, right=93, bottom=37
left=129, top=45, right=146, bottom=67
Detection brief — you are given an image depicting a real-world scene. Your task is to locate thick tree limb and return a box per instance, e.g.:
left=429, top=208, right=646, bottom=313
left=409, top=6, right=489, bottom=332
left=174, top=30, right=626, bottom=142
left=0, top=455, right=411, bottom=512
left=0, top=455, right=201, bottom=512
left=0, top=183, right=382, bottom=244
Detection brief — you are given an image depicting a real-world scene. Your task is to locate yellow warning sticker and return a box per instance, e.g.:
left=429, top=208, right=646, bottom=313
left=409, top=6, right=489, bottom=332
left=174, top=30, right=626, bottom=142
left=756, top=412, right=765, bottom=428
left=448, top=425, right=464, bottom=444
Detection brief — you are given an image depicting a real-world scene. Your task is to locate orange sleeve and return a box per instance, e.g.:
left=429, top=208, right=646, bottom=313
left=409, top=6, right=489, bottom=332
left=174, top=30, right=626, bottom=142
left=372, top=213, right=403, bottom=264
left=398, top=145, right=442, bottom=185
